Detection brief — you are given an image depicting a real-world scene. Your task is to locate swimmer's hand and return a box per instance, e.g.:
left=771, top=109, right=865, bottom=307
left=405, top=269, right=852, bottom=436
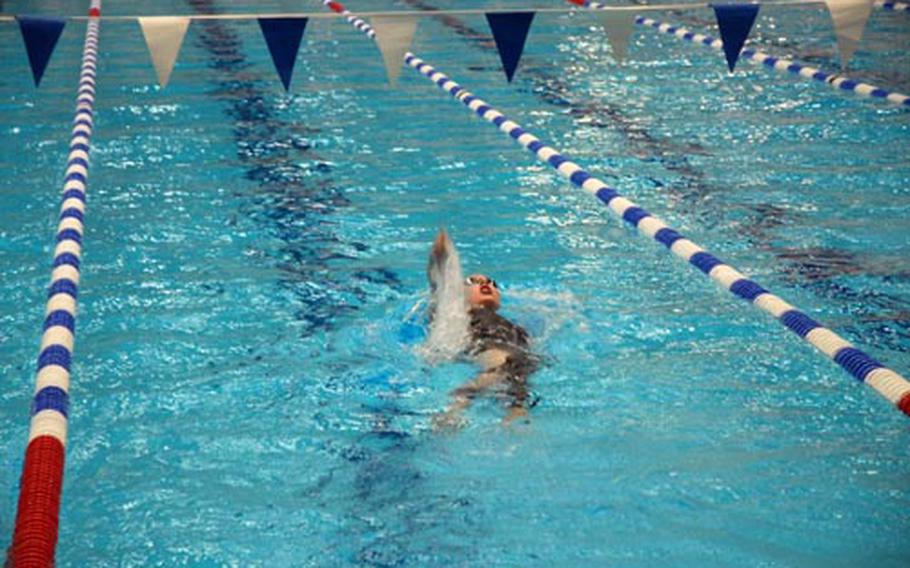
left=428, top=228, right=455, bottom=292
left=502, top=406, right=529, bottom=426
left=431, top=228, right=453, bottom=265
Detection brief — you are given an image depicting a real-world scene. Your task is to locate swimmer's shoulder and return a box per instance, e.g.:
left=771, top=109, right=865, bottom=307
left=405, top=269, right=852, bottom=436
left=469, top=307, right=531, bottom=347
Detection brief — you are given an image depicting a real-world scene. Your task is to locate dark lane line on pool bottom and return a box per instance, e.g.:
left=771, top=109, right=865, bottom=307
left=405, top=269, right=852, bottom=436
left=625, top=0, right=910, bottom=352
left=402, top=0, right=910, bottom=355
left=184, top=2, right=472, bottom=564
left=187, top=0, right=402, bottom=335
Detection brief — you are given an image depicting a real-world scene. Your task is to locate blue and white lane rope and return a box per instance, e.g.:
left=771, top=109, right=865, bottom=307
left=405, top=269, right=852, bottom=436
left=576, top=1, right=910, bottom=107
left=9, top=1, right=101, bottom=566
left=29, top=1, right=99, bottom=468
left=573, top=1, right=910, bottom=14
left=323, top=0, right=910, bottom=417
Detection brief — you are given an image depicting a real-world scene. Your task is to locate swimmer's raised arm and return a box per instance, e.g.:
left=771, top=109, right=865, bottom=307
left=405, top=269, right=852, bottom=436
left=427, top=228, right=453, bottom=293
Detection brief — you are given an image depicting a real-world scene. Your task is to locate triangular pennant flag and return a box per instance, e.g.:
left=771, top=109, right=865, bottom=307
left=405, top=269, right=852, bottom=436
left=139, top=17, right=190, bottom=88
left=370, top=16, right=418, bottom=87
left=597, top=11, right=636, bottom=64
left=16, top=16, right=66, bottom=87
left=824, top=0, right=874, bottom=70
left=486, top=12, right=535, bottom=82
left=712, top=4, right=760, bottom=73
left=258, top=18, right=308, bottom=91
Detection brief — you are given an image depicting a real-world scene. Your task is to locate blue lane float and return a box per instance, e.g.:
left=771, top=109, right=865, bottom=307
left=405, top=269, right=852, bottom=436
left=323, top=0, right=910, bottom=418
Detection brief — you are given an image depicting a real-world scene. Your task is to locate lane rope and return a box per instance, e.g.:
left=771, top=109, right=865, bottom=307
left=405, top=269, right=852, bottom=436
left=572, top=0, right=910, bottom=106
left=322, top=0, right=910, bottom=417
left=7, top=2, right=101, bottom=566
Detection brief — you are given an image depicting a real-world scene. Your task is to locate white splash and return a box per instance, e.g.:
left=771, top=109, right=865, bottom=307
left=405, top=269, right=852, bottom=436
left=500, top=288, right=589, bottom=343
left=420, top=242, right=470, bottom=363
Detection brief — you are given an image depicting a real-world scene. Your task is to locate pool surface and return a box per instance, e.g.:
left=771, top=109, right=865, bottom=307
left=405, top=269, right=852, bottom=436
left=1, top=0, right=909, bottom=565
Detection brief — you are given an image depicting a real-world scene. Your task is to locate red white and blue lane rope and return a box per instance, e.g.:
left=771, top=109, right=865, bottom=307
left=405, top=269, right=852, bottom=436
left=8, top=1, right=101, bottom=566
left=325, top=0, right=377, bottom=38
left=572, top=0, right=910, bottom=107
left=322, top=0, right=910, bottom=417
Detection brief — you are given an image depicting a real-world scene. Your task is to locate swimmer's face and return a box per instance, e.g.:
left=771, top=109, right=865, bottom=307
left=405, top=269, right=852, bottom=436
left=465, top=274, right=501, bottom=311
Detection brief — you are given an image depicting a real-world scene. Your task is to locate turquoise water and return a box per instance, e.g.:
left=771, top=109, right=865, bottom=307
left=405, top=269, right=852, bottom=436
left=1, top=1, right=909, bottom=565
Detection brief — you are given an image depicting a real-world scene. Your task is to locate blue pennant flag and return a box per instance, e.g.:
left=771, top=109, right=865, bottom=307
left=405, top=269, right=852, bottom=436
left=712, top=4, right=760, bottom=72
left=485, top=12, right=535, bottom=82
left=17, top=16, right=66, bottom=87
left=258, top=17, right=309, bottom=91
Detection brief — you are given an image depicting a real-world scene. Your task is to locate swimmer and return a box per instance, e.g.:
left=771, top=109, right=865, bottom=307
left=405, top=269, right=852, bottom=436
left=427, top=229, right=538, bottom=429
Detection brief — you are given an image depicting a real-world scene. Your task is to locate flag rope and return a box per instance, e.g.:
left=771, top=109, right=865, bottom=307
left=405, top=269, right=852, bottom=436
left=3, top=2, right=906, bottom=97
left=573, top=0, right=910, bottom=106
left=0, top=0, right=904, bottom=20
left=7, top=1, right=101, bottom=566
left=322, top=0, right=910, bottom=417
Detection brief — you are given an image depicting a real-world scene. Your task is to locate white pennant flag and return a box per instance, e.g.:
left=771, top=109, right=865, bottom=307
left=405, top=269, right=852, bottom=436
left=139, top=17, right=190, bottom=88
left=370, top=16, right=418, bottom=86
left=823, top=0, right=874, bottom=70
left=598, top=10, right=637, bottom=64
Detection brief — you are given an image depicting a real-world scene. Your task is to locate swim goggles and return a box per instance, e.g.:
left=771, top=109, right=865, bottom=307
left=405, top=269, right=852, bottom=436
left=465, top=275, right=499, bottom=289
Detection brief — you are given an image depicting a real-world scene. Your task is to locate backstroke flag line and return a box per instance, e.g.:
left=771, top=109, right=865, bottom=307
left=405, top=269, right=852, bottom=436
left=0, top=4, right=902, bottom=95
left=597, top=10, right=636, bottom=64
left=258, top=17, right=309, bottom=91
left=824, top=0, right=875, bottom=70
left=139, top=16, right=190, bottom=88
left=712, top=4, right=760, bottom=72
left=486, top=11, right=536, bottom=82
left=17, top=16, right=67, bottom=86
left=370, top=15, right=418, bottom=86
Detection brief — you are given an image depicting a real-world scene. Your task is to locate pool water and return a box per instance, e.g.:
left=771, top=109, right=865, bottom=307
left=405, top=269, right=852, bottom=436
left=1, top=0, right=908, bottom=565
